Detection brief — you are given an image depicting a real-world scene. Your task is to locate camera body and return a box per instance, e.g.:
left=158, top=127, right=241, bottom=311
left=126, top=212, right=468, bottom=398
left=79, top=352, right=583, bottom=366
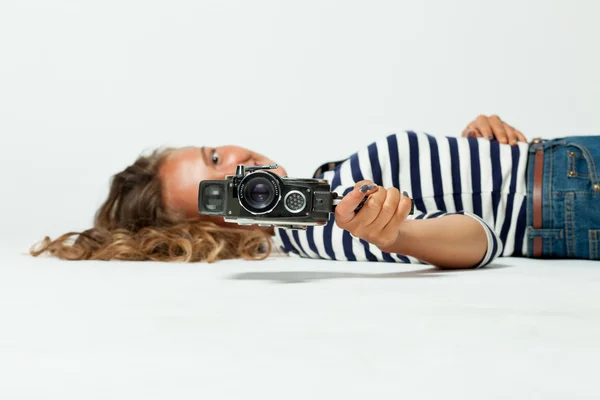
left=197, top=164, right=340, bottom=230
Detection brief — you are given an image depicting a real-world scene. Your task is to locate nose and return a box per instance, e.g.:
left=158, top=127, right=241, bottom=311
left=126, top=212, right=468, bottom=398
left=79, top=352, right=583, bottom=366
left=220, top=146, right=252, bottom=167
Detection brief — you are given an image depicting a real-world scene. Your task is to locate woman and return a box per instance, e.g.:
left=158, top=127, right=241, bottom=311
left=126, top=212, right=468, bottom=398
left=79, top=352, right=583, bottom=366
left=31, top=115, right=600, bottom=268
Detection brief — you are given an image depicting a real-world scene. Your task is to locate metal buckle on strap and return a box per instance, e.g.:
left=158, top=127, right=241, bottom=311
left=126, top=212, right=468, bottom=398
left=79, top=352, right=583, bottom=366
left=531, top=137, right=543, bottom=145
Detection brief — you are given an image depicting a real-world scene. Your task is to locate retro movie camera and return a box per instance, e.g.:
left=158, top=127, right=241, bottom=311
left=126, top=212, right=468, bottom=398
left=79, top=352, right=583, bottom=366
left=198, top=164, right=413, bottom=230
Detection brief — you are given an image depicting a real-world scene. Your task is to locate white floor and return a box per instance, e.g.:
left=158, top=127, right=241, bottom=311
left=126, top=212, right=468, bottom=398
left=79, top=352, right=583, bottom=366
left=1, top=245, right=599, bottom=400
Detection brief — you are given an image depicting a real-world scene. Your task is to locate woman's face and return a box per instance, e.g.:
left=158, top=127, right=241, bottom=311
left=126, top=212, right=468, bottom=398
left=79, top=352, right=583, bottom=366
left=158, top=145, right=287, bottom=221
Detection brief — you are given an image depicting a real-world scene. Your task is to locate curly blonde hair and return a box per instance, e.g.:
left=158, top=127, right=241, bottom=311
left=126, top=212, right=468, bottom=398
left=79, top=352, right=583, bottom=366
left=30, top=149, right=272, bottom=262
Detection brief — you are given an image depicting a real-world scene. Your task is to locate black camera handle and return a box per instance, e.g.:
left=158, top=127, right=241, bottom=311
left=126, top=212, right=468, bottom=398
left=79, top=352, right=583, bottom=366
left=331, top=192, right=415, bottom=215
left=331, top=193, right=369, bottom=213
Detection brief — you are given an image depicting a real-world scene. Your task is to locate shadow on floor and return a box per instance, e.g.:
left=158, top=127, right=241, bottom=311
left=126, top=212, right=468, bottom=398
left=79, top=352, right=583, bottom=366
left=229, top=263, right=512, bottom=283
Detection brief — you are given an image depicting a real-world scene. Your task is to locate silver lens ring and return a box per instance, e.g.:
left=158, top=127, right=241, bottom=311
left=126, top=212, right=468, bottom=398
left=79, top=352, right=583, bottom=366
left=283, top=190, right=307, bottom=214
left=238, top=171, right=281, bottom=215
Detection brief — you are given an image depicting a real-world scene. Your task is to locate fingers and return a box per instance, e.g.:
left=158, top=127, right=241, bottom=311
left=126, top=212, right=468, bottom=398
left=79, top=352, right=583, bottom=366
left=514, top=128, right=527, bottom=143
left=467, top=115, right=526, bottom=145
left=463, top=125, right=482, bottom=138
left=344, top=186, right=388, bottom=230
left=361, top=187, right=400, bottom=232
left=475, top=115, right=493, bottom=140
left=378, top=191, right=413, bottom=250
left=335, top=184, right=414, bottom=251
left=334, top=180, right=378, bottom=225
left=504, top=122, right=527, bottom=144
left=503, top=123, right=520, bottom=145
left=488, top=115, right=508, bottom=144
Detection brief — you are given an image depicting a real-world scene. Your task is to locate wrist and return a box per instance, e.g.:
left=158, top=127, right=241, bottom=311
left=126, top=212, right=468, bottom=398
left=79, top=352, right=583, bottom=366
left=378, top=220, right=418, bottom=254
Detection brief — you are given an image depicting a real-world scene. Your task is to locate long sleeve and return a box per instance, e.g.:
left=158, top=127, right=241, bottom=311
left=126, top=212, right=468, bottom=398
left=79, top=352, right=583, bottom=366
left=271, top=131, right=528, bottom=266
left=273, top=208, right=503, bottom=268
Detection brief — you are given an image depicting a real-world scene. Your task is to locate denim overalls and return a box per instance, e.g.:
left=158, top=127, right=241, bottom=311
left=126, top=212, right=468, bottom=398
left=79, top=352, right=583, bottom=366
left=527, top=136, right=600, bottom=259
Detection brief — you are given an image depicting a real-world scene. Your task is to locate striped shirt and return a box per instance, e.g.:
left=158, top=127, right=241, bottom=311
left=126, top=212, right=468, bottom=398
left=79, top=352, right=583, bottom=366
left=273, top=131, right=530, bottom=267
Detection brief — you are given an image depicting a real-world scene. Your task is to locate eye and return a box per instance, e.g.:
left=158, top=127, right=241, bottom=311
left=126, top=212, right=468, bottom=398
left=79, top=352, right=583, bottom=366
left=211, top=149, right=220, bottom=165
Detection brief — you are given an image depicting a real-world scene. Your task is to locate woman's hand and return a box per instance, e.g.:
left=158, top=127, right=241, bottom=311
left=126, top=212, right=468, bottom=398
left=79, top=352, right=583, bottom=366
left=462, top=115, right=527, bottom=145
left=334, top=181, right=413, bottom=251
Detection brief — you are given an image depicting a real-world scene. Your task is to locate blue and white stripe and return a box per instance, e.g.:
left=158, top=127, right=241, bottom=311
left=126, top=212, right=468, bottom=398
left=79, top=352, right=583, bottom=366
left=273, top=131, right=529, bottom=268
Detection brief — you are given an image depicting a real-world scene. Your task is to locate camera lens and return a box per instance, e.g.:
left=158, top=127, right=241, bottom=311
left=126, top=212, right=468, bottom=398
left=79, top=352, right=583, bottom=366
left=249, top=182, right=271, bottom=203
left=244, top=177, right=275, bottom=209
left=239, top=173, right=281, bottom=214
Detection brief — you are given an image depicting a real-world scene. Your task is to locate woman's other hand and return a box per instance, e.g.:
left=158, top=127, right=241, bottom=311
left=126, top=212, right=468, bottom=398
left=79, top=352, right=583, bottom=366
left=462, top=115, right=527, bottom=145
left=334, top=181, right=413, bottom=251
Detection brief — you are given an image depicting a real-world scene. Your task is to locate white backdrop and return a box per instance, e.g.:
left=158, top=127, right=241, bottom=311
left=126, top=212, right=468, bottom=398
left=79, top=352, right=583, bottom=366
left=1, top=0, right=599, bottom=247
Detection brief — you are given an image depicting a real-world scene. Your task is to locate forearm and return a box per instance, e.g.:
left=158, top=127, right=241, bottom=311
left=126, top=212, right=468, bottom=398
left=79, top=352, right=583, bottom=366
left=380, top=215, right=488, bottom=269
